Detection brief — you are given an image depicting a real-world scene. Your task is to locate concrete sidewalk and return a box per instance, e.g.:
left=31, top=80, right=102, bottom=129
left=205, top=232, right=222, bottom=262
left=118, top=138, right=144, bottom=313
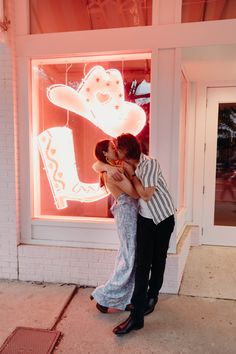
left=0, top=280, right=76, bottom=346
left=0, top=280, right=235, bottom=354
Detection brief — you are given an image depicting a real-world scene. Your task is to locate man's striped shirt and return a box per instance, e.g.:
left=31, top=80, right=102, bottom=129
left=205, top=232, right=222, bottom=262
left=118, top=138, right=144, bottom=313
left=135, top=153, right=175, bottom=225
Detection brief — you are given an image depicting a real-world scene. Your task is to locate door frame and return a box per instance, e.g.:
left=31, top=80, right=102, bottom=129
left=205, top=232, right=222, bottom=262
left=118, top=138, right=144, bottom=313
left=192, top=81, right=236, bottom=246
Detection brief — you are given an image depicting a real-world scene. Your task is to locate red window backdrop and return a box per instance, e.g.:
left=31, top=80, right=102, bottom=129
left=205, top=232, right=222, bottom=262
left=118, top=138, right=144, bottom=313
left=30, top=0, right=152, bottom=34
left=182, top=0, right=236, bottom=23
left=32, top=57, right=151, bottom=219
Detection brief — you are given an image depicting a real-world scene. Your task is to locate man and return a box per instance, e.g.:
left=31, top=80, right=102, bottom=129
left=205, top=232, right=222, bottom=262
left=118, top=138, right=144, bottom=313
left=94, top=133, right=175, bottom=335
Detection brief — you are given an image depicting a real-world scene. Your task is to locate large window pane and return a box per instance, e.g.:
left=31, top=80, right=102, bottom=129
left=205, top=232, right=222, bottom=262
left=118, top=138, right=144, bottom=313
left=214, top=103, right=236, bottom=226
left=30, top=0, right=152, bottom=34
left=182, top=0, right=236, bottom=23
left=32, top=55, right=151, bottom=219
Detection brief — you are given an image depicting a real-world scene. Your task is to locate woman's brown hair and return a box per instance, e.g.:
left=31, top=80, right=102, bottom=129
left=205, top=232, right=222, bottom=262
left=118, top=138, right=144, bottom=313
left=94, top=140, right=110, bottom=188
left=94, top=139, right=110, bottom=164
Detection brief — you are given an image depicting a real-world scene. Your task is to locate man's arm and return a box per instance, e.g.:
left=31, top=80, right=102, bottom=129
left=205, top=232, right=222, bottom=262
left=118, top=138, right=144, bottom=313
left=123, top=161, right=156, bottom=201
left=131, top=175, right=155, bottom=201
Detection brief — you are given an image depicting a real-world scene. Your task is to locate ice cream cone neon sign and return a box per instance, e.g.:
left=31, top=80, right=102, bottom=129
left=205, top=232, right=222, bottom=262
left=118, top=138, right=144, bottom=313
left=37, top=66, right=147, bottom=209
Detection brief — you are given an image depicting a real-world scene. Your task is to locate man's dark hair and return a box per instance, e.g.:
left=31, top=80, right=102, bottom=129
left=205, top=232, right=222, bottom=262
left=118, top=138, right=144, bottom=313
left=116, top=133, right=141, bottom=160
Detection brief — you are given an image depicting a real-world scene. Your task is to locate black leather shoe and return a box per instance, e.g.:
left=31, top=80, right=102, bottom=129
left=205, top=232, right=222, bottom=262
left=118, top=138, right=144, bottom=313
left=113, top=315, right=144, bottom=335
left=144, top=297, right=158, bottom=316
left=96, top=303, right=108, bottom=313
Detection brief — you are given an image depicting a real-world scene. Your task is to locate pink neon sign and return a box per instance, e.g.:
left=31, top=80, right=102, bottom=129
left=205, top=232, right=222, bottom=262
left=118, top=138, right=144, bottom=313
left=37, top=66, right=147, bottom=209
left=37, top=127, right=108, bottom=209
left=47, top=65, right=146, bottom=137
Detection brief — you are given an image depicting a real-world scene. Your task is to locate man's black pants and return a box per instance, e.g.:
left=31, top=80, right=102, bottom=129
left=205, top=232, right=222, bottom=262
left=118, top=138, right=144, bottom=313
left=131, top=214, right=175, bottom=322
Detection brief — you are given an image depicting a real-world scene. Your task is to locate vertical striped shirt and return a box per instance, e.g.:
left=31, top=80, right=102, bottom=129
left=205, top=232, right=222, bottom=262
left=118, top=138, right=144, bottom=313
left=135, top=153, right=175, bottom=225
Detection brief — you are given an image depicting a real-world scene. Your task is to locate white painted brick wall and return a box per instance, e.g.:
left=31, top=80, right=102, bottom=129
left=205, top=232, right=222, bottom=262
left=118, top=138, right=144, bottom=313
left=0, top=43, right=18, bottom=280
left=18, top=223, right=193, bottom=294
left=18, top=245, right=116, bottom=286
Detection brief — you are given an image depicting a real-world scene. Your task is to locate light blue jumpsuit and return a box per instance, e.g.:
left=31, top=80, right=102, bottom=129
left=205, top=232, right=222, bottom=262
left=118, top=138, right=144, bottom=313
left=92, top=193, right=138, bottom=310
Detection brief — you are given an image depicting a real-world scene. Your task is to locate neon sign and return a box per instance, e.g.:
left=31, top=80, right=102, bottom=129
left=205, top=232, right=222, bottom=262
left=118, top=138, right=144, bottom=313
left=37, top=66, right=147, bottom=209
left=47, top=66, right=146, bottom=137
left=37, top=127, right=108, bottom=209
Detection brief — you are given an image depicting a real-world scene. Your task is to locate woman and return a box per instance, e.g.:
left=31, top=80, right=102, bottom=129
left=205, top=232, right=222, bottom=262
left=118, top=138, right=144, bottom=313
left=90, top=139, right=139, bottom=313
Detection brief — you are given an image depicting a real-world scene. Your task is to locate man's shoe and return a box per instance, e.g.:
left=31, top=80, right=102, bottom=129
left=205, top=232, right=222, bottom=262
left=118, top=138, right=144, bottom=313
left=144, top=297, right=158, bottom=316
left=113, top=315, right=144, bottom=335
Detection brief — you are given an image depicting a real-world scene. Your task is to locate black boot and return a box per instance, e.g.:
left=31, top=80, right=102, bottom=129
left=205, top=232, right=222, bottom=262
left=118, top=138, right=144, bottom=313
left=90, top=295, right=108, bottom=314
left=96, top=302, right=108, bottom=313
left=113, top=315, right=144, bottom=335
left=144, top=297, right=158, bottom=316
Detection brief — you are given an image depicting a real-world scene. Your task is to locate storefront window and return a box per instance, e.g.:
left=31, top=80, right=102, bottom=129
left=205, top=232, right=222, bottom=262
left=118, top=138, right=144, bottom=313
left=30, top=0, right=152, bottom=34
left=32, top=54, right=151, bottom=219
left=182, top=0, right=236, bottom=23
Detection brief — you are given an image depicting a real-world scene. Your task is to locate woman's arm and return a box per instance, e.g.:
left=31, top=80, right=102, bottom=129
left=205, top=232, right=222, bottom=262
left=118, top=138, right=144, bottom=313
left=92, top=161, right=138, bottom=198
left=92, top=161, right=124, bottom=181
left=92, top=161, right=109, bottom=173
left=106, top=174, right=139, bottom=199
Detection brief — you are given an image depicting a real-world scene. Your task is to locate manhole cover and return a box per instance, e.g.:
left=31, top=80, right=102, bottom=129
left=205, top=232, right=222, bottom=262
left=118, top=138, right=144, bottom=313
left=0, top=327, right=61, bottom=354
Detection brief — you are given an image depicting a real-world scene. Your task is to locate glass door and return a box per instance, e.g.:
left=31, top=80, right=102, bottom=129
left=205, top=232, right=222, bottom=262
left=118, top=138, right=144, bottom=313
left=203, top=87, right=236, bottom=246
left=214, top=103, right=236, bottom=226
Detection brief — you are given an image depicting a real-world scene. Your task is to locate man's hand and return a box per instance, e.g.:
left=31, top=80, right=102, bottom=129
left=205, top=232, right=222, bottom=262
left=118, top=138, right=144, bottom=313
left=123, top=162, right=135, bottom=179
left=109, top=168, right=124, bottom=182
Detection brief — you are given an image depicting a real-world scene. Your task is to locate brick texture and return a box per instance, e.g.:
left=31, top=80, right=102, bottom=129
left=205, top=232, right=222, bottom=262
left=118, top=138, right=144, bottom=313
left=0, top=43, right=18, bottom=279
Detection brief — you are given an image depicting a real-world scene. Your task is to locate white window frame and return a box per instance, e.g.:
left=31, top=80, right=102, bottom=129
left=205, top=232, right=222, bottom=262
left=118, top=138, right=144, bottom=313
left=15, top=0, right=183, bottom=250
left=15, top=0, right=157, bottom=248
left=26, top=53, right=151, bottom=249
